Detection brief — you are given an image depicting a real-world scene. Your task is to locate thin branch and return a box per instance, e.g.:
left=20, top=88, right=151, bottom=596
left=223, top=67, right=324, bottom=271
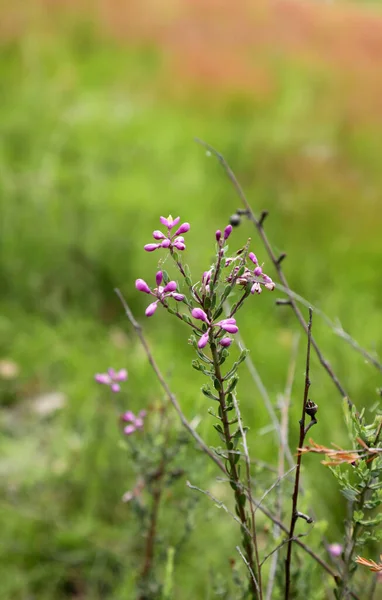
left=196, top=138, right=352, bottom=407
left=236, top=546, right=261, bottom=596
left=285, top=308, right=315, bottom=599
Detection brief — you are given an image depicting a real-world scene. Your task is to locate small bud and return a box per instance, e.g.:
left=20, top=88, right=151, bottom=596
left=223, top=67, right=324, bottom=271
left=164, top=281, right=177, bottom=292
left=175, top=222, right=190, bottom=235
left=136, top=279, right=151, bottom=294
left=254, top=266, right=263, bottom=277
left=152, top=230, right=166, bottom=240
left=191, top=308, right=209, bottom=322
left=249, top=252, right=258, bottom=265
left=156, top=271, right=163, bottom=286
left=145, top=302, right=158, bottom=317
left=220, top=337, right=233, bottom=347
left=215, top=230, right=222, bottom=242
left=161, top=239, right=171, bottom=248
left=198, top=332, right=209, bottom=349
left=224, top=224, right=233, bottom=240
left=144, top=243, right=160, bottom=252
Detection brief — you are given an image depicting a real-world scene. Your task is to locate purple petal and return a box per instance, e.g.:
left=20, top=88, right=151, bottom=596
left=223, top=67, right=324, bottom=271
left=124, top=424, right=136, bottom=435
left=224, top=224, right=232, bottom=240
left=122, top=410, right=135, bottom=422
left=249, top=252, right=258, bottom=265
left=198, top=332, right=209, bottom=349
left=174, top=236, right=184, bottom=243
left=264, top=282, right=275, bottom=291
left=220, top=337, right=233, bottom=347
left=262, top=274, right=272, bottom=283
left=220, top=323, right=238, bottom=334
left=108, top=368, right=116, bottom=378
left=111, top=383, right=121, bottom=393
left=218, top=318, right=236, bottom=325
left=144, top=243, right=160, bottom=252
left=95, top=373, right=111, bottom=385
left=135, top=417, right=144, bottom=428
left=152, top=230, right=166, bottom=240
left=254, top=266, right=262, bottom=276
left=328, top=544, right=343, bottom=558
left=135, top=279, right=151, bottom=294
left=171, top=293, right=184, bottom=301
left=159, top=216, right=170, bottom=227
left=164, top=281, right=177, bottom=293
left=161, top=239, right=171, bottom=248
left=156, top=271, right=163, bottom=286
left=115, top=369, right=128, bottom=381
left=175, top=222, right=190, bottom=236
left=145, top=302, right=158, bottom=317
left=215, top=230, right=222, bottom=242
left=191, top=308, right=209, bottom=322
left=138, top=410, right=147, bottom=418
left=173, top=242, right=186, bottom=250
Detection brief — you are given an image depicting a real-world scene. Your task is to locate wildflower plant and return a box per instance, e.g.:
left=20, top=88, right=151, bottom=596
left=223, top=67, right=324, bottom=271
left=135, top=215, right=275, bottom=597
left=95, top=365, right=199, bottom=599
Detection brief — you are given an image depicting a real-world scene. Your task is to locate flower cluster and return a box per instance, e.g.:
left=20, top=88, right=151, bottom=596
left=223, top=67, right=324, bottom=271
left=136, top=271, right=185, bottom=317
left=226, top=251, right=275, bottom=294
left=122, top=410, right=147, bottom=435
left=95, top=368, right=128, bottom=393
left=192, top=308, right=238, bottom=348
left=144, top=215, right=190, bottom=252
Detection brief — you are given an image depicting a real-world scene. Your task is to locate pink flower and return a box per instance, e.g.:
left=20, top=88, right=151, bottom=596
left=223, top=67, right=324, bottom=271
left=328, top=543, right=343, bottom=558
left=144, top=215, right=190, bottom=252
left=135, top=272, right=185, bottom=316
left=122, top=410, right=147, bottom=435
left=191, top=310, right=239, bottom=348
left=95, top=368, right=128, bottom=393
left=224, top=224, right=232, bottom=240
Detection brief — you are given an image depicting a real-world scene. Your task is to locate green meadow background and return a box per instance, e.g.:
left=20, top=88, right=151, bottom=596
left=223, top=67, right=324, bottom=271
left=0, top=1, right=381, bottom=598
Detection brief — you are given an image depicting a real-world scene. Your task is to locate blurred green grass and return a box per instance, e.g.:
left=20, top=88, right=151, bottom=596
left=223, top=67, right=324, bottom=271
left=0, top=21, right=381, bottom=599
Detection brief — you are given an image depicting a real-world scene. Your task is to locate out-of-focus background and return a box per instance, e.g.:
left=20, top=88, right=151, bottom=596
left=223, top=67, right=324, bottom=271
left=1, top=1, right=381, bottom=598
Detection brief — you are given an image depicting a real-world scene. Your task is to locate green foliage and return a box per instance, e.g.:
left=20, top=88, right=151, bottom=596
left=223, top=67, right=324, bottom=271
left=1, top=17, right=382, bottom=600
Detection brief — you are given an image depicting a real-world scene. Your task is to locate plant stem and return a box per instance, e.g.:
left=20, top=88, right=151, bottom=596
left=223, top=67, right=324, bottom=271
left=284, top=308, right=315, bottom=599
left=210, top=341, right=262, bottom=599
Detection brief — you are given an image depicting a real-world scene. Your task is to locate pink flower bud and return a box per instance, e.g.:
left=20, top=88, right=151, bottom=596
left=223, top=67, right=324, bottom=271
left=264, top=282, right=275, bottom=291
left=262, top=274, right=272, bottom=284
left=249, top=252, right=258, bottom=265
left=156, top=271, right=163, bottom=286
left=164, top=281, right=177, bottom=293
left=221, top=323, right=238, bottom=334
left=124, top=424, right=136, bottom=435
left=173, top=241, right=186, bottom=250
left=328, top=544, right=343, bottom=558
left=171, top=293, right=185, bottom=301
left=145, top=302, right=158, bottom=317
left=95, top=373, right=111, bottom=385
left=115, top=369, right=128, bottom=381
left=175, top=222, right=190, bottom=235
left=220, top=337, right=233, bottom=347
left=215, top=230, right=222, bottom=242
left=152, top=230, right=166, bottom=240
left=161, top=239, right=171, bottom=248
left=224, top=224, right=232, bottom=240
left=136, top=279, right=151, bottom=294
left=122, top=411, right=135, bottom=422
left=254, top=266, right=262, bottom=276
left=192, top=308, right=209, bottom=322
left=144, top=243, right=160, bottom=252
left=198, top=332, right=209, bottom=349
left=111, top=383, right=121, bottom=393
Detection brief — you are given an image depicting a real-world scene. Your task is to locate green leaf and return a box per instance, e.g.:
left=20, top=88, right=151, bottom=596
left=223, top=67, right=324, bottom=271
left=226, top=376, right=239, bottom=394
